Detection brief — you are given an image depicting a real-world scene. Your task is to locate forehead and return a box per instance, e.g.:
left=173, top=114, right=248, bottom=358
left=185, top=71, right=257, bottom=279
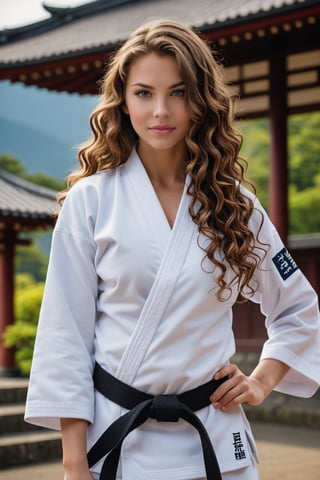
left=126, top=53, right=182, bottom=84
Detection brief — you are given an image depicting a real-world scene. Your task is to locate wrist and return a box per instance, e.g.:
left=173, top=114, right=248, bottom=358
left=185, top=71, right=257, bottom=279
left=248, top=375, right=272, bottom=402
left=60, top=418, right=89, bottom=473
left=250, top=358, right=290, bottom=397
left=63, top=456, right=89, bottom=473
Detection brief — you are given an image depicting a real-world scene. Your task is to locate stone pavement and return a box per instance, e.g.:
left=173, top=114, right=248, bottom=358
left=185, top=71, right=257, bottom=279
left=0, top=421, right=319, bottom=480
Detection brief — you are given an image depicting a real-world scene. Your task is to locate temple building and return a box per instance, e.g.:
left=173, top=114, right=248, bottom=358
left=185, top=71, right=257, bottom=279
left=0, top=0, right=319, bottom=368
left=0, top=170, right=56, bottom=373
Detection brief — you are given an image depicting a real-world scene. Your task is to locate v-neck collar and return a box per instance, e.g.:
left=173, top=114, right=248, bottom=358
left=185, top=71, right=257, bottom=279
left=124, top=149, right=190, bottom=254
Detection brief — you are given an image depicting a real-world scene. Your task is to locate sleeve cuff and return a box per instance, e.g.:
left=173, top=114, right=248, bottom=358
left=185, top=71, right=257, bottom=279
left=24, top=402, right=94, bottom=430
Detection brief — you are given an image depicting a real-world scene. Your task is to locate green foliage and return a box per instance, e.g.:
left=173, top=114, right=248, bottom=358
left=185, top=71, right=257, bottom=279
left=289, top=113, right=320, bottom=191
left=238, top=118, right=269, bottom=209
left=0, top=154, right=25, bottom=175
left=289, top=176, right=320, bottom=234
left=15, top=243, right=48, bottom=282
left=237, top=111, right=320, bottom=235
left=3, top=278, right=44, bottom=374
left=15, top=273, right=36, bottom=289
left=0, top=153, right=65, bottom=191
left=25, top=172, right=64, bottom=191
left=0, top=156, right=57, bottom=373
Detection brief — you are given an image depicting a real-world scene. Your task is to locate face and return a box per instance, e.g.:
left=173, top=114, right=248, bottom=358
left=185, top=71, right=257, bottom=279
left=124, top=53, right=191, bottom=156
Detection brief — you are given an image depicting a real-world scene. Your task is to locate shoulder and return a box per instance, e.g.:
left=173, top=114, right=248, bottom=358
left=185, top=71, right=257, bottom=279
left=68, top=169, right=116, bottom=196
left=238, top=184, right=257, bottom=204
left=239, top=184, right=276, bottom=234
left=64, top=168, right=121, bottom=208
left=56, top=169, right=120, bottom=233
left=238, top=184, right=261, bottom=217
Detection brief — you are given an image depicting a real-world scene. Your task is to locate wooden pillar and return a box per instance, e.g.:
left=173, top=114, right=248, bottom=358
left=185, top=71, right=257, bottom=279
left=0, top=229, right=16, bottom=374
left=269, top=47, right=288, bottom=244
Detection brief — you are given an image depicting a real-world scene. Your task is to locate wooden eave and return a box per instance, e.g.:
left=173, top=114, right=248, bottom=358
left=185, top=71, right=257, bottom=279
left=0, top=170, right=57, bottom=233
left=0, top=216, right=55, bottom=233
left=0, top=1, right=319, bottom=115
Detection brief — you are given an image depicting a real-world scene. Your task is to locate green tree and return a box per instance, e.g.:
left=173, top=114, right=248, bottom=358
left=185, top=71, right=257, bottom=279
left=15, top=273, right=36, bottom=289
left=3, top=278, right=44, bottom=374
left=289, top=175, right=320, bottom=234
left=15, top=243, right=48, bottom=282
left=289, top=112, right=320, bottom=192
left=238, top=111, right=320, bottom=234
left=237, top=118, right=270, bottom=209
left=0, top=154, right=25, bottom=175
left=26, top=172, right=64, bottom=191
left=0, top=153, right=64, bottom=190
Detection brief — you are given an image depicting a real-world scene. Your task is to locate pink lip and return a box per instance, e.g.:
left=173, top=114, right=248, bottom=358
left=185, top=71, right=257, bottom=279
left=149, top=125, right=175, bottom=135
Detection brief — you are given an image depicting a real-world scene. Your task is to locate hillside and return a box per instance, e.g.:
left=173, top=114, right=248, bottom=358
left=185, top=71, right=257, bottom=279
left=0, top=80, right=96, bottom=179
left=0, top=117, right=77, bottom=179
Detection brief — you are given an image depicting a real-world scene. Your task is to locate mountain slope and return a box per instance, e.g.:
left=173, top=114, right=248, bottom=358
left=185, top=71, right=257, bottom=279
left=0, top=117, right=78, bottom=179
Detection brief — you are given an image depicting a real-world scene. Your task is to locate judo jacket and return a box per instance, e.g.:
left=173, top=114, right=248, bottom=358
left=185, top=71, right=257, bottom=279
left=25, top=149, right=320, bottom=479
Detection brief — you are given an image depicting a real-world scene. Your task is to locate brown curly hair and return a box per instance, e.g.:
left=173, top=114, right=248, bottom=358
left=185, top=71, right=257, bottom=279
left=58, top=19, right=266, bottom=301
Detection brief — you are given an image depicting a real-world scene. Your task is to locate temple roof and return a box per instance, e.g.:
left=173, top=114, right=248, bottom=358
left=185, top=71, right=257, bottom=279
left=0, top=0, right=318, bottom=64
left=0, top=169, right=57, bottom=230
left=0, top=0, right=318, bottom=111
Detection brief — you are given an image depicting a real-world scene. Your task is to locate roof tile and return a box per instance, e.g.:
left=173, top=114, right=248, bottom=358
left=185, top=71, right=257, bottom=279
left=0, top=0, right=311, bottom=64
left=0, top=170, right=57, bottom=220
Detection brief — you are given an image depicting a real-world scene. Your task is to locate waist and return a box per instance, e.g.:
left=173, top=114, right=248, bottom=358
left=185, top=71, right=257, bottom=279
left=93, top=362, right=228, bottom=414
left=88, top=363, right=228, bottom=480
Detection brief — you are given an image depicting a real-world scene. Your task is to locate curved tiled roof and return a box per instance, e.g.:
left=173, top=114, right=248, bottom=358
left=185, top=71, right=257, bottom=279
left=0, top=0, right=317, bottom=64
left=0, top=169, right=57, bottom=223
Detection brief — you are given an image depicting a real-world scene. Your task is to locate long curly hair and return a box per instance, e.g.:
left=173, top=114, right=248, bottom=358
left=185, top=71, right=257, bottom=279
left=58, top=19, right=266, bottom=301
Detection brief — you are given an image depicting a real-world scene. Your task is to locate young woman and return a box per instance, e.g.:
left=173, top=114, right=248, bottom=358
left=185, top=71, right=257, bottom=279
left=25, top=20, right=320, bottom=480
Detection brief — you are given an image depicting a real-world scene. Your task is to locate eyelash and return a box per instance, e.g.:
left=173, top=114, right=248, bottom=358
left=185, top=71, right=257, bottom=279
left=136, top=90, right=150, bottom=97
left=172, top=89, right=185, bottom=97
left=134, top=89, right=185, bottom=98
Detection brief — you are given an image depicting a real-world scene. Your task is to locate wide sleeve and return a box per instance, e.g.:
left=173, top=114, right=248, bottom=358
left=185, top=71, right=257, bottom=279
left=25, top=181, right=98, bottom=430
left=244, top=198, right=320, bottom=398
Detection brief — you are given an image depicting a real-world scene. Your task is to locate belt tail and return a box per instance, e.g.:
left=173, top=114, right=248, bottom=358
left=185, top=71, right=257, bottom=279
left=87, top=399, right=152, bottom=478
left=180, top=404, right=222, bottom=480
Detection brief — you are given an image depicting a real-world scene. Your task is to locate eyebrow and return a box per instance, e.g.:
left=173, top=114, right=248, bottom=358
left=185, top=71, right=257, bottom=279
left=130, top=81, right=185, bottom=89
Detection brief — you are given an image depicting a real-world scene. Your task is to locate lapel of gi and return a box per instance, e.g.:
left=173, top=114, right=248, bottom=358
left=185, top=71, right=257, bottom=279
left=116, top=172, right=196, bottom=385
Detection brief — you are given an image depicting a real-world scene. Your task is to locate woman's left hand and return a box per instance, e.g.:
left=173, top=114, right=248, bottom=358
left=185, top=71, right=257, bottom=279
left=209, top=363, right=266, bottom=412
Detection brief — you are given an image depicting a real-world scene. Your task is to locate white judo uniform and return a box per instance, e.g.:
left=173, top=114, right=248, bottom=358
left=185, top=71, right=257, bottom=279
left=25, top=149, right=320, bottom=480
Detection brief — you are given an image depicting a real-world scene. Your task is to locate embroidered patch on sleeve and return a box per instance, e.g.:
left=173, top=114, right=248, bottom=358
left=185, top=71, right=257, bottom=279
left=272, top=247, right=298, bottom=281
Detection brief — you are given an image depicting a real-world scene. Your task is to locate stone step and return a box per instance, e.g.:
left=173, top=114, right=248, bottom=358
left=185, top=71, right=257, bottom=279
left=0, top=404, right=43, bottom=435
left=0, top=430, right=61, bottom=469
left=0, top=378, right=28, bottom=405
left=244, top=389, right=320, bottom=429
left=0, top=375, right=319, bottom=469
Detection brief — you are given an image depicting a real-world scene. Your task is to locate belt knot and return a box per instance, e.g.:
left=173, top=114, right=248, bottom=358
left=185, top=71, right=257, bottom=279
left=150, top=394, right=180, bottom=422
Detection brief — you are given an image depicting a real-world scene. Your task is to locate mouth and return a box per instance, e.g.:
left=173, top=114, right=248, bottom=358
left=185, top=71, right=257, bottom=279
left=149, top=125, right=175, bottom=135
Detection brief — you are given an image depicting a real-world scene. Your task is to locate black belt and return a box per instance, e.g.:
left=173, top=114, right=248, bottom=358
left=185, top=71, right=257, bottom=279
left=87, top=362, right=228, bottom=480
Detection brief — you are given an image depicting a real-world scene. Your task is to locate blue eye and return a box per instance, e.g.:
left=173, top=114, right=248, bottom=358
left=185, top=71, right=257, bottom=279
left=136, top=91, right=150, bottom=97
left=171, top=89, right=185, bottom=97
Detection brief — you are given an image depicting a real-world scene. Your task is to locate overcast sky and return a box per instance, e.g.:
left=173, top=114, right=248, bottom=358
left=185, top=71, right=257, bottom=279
left=0, top=0, right=85, bottom=29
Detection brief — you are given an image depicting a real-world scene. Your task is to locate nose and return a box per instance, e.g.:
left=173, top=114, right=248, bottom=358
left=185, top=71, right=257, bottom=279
left=153, top=97, right=170, bottom=118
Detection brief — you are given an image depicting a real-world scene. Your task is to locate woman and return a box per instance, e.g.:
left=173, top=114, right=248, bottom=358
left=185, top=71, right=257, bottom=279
left=25, top=20, right=320, bottom=480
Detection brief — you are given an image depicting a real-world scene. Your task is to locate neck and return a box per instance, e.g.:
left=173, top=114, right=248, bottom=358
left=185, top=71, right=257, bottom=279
left=137, top=144, right=186, bottom=186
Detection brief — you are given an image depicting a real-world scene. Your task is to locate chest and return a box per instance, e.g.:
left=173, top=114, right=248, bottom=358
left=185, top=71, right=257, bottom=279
left=151, top=181, right=184, bottom=229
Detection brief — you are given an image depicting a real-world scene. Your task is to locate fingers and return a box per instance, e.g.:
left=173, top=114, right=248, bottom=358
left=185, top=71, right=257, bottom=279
left=210, top=364, right=251, bottom=411
left=213, top=363, right=238, bottom=381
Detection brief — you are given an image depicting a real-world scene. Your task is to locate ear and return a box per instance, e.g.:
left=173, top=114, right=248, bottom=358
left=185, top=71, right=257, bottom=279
left=122, top=103, right=129, bottom=115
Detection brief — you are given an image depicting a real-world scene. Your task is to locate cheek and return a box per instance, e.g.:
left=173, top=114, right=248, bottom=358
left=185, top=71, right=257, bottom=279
left=126, top=101, right=148, bottom=125
left=175, top=102, right=191, bottom=123
left=180, top=109, right=191, bottom=128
